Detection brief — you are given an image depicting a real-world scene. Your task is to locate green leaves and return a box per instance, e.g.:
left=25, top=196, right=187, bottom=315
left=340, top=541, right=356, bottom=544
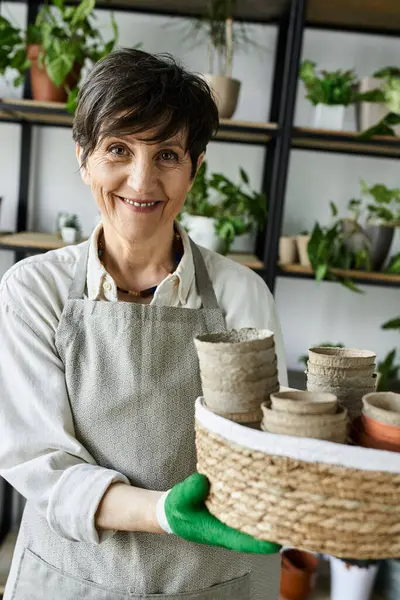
left=182, top=161, right=267, bottom=254
left=385, top=253, right=400, bottom=274
left=382, top=317, right=400, bottom=331
left=359, top=179, right=400, bottom=225
left=377, top=349, right=399, bottom=392
left=299, top=60, right=358, bottom=106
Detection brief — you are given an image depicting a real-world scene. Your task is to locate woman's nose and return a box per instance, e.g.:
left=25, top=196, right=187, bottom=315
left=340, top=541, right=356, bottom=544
left=126, top=159, right=156, bottom=195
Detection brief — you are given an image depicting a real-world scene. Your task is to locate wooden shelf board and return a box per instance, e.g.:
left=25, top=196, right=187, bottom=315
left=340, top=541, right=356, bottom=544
left=0, top=99, right=277, bottom=144
left=293, top=127, right=400, bottom=158
left=0, top=232, right=263, bottom=270
left=279, top=263, right=400, bottom=285
left=307, top=0, right=400, bottom=33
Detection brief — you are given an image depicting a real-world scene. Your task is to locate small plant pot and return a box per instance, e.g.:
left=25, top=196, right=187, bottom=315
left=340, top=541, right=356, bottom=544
left=183, top=215, right=223, bottom=253
left=308, top=347, right=376, bottom=369
left=61, top=227, right=79, bottom=244
left=261, top=403, right=348, bottom=442
left=362, top=392, right=400, bottom=426
left=279, top=236, right=298, bottom=264
left=195, top=329, right=277, bottom=423
left=270, top=391, right=337, bottom=415
left=358, top=77, right=400, bottom=137
left=353, top=418, right=400, bottom=452
left=230, top=226, right=257, bottom=253
left=307, top=372, right=376, bottom=390
left=329, top=556, right=379, bottom=600
left=307, top=362, right=375, bottom=379
left=296, top=235, right=311, bottom=267
left=203, top=74, right=241, bottom=119
left=365, top=224, right=394, bottom=271
left=361, top=414, right=400, bottom=445
left=27, top=44, right=81, bottom=103
left=314, top=104, right=345, bottom=130
left=280, top=548, right=319, bottom=600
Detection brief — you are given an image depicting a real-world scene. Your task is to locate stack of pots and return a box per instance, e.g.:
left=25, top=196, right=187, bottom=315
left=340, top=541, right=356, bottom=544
left=261, top=390, right=349, bottom=443
left=353, top=392, right=400, bottom=452
left=306, top=347, right=377, bottom=421
left=194, top=329, right=279, bottom=423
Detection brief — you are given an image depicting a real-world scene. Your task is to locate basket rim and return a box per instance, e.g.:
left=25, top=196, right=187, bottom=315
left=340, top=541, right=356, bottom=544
left=195, top=396, right=400, bottom=474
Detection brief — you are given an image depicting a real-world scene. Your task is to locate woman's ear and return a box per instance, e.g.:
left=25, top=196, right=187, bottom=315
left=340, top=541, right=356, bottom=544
left=76, top=144, right=90, bottom=185
left=196, top=152, right=205, bottom=172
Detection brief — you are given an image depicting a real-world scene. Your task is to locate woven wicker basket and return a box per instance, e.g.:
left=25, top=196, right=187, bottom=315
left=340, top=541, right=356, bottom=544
left=195, top=397, right=400, bottom=560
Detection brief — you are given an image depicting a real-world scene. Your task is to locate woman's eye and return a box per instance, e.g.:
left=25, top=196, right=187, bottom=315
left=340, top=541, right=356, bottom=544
left=160, top=150, right=178, bottom=162
left=109, top=145, right=127, bottom=157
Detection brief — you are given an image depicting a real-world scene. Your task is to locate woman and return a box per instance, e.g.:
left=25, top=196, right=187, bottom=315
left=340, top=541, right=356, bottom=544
left=0, top=49, right=287, bottom=599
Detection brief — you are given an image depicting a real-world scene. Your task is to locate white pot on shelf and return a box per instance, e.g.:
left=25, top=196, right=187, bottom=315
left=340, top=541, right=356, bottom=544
left=314, top=104, right=346, bottom=130
left=61, top=227, right=79, bottom=244
left=230, top=226, right=257, bottom=253
left=183, top=215, right=223, bottom=253
left=358, top=77, right=400, bottom=136
left=329, top=556, right=379, bottom=600
left=203, top=74, right=241, bottom=119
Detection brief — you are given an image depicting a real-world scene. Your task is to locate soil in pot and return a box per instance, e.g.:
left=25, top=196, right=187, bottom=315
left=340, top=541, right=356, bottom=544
left=280, top=548, right=318, bottom=600
left=27, top=44, right=81, bottom=103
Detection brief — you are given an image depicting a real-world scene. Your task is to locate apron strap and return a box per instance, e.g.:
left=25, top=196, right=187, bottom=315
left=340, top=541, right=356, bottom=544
left=68, top=241, right=90, bottom=300
left=189, top=239, right=219, bottom=310
left=68, top=237, right=220, bottom=309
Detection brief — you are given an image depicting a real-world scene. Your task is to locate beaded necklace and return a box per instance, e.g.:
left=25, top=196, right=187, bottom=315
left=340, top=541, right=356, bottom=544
left=97, top=230, right=183, bottom=298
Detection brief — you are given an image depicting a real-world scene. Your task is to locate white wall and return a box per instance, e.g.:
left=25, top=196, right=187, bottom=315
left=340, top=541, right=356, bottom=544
left=0, top=2, right=399, bottom=370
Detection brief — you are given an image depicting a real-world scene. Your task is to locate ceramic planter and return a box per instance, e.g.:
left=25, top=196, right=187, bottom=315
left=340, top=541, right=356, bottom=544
left=230, top=226, right=257, bottom=253
left=329, top=556, right=379, bottom=600
left=365, top=224, right=394, bottom=271
left=61, top=227, right=79, bottom=244
left=280, top=549, right=319, bottom=600
left=296, top=235, right=311, bottom=267
left=358, top=77, right=400, bottom=137
left=203, top=74, right=241, bottom=119
left=27, top=44, right=81, bottom=103
left=183, top=215, right=223, bottom=253
left=314, top=104, right=345, bottom=130
left=279, top=236, right=298, bottom=264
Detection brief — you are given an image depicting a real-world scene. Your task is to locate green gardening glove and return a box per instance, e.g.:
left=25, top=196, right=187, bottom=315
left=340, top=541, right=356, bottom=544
left=157, top=472, right=281, bottom=554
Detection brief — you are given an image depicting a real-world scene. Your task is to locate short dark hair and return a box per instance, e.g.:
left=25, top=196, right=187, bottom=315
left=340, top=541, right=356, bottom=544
left=72, top=48, right=219, bottom=178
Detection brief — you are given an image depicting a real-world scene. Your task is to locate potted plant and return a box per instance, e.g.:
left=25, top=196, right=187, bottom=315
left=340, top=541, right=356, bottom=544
left=191, top=0, right=245, bottom=118
left=181, top=161, right=267, bottom=255
left=329, top=556, right=380, bottom=600
left=351, top=180, right=400, bottom=270
left=61, top=214, right=81, bottom=243
left=0, top=0, right=119, bottom=111
left=299, top=60, right=359, bottom=130
left=358, top=67, right=400, bottom=138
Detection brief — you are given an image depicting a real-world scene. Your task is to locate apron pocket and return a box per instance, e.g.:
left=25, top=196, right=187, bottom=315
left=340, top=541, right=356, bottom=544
left=12, top=548, right=251, bottom=600
left=12, top=548, right=127, bottom=600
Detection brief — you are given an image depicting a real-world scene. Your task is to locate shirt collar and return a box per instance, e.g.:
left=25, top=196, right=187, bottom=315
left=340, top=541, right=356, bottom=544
left=86, top=222, right=195, bottom=304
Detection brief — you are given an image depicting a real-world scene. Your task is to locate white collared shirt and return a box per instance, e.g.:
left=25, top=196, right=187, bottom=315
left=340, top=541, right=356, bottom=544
left=0, top=224, right=287, bottom=544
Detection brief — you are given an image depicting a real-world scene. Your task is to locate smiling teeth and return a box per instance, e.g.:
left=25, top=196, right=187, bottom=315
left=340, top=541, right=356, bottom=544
left=123, top=199, right=157, bottom=207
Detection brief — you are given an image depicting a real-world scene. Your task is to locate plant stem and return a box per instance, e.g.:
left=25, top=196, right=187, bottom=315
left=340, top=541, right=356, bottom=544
left=208, top=42, right=214, bottom=74
left=225, top=17, right=233, bottom=79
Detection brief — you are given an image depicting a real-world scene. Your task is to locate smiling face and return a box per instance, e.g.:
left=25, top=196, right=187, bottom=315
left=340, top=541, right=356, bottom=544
left=77, top=127, right=201, bottom=244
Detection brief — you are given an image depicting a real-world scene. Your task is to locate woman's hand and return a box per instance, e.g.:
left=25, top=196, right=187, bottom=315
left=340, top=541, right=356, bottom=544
left=159, top=473, right=281, bottom=554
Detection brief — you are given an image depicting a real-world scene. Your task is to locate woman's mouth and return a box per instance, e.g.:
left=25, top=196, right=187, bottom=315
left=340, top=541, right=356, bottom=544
left=118, top=196, right=161, bottom=213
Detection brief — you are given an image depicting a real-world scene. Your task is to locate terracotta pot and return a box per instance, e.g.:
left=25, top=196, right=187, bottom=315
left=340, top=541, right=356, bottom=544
left=27, top=44, right=81, bottom=103
left=361, top=414, right=400, bottom=445
left=280, top=549, right=318, bottom=600
left=352, top=418, right=400, bottom=453
left=362, top=392, right=400, bottom=426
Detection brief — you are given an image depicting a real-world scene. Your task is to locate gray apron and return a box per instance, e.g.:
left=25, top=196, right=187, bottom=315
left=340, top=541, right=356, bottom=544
left=5, top=240, right=280, bottom=600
